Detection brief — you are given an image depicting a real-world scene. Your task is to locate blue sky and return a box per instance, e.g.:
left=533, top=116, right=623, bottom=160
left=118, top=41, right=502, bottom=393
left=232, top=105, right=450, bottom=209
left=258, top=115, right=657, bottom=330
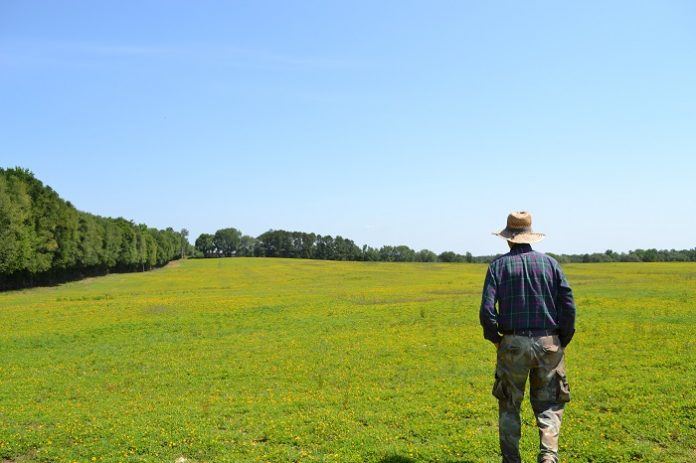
left=1, top=1, right=695, bottom=255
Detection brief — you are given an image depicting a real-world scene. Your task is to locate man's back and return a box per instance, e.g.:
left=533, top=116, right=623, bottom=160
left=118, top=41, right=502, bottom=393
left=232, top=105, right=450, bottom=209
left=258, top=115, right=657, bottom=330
left=480, top=243, right=575, bottom=346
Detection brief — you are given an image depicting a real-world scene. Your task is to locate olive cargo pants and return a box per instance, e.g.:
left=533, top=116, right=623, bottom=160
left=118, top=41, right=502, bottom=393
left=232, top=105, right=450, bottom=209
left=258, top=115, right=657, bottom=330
left=492, top=335, right=571, bottom=463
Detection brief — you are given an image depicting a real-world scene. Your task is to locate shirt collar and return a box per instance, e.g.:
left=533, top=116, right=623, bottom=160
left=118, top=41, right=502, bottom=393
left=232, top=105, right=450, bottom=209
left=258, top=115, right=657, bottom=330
left=508, top=243, right=533, bottom=255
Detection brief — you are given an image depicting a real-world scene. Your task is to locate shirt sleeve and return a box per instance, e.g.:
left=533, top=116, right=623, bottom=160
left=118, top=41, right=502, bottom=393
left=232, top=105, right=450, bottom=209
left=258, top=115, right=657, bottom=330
left=555, top=265, right=576, bottom=347
left=479, top=266, right=502, bottom=343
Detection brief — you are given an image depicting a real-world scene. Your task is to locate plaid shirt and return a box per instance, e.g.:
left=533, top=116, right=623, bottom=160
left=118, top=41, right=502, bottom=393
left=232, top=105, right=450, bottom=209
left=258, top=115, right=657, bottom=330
left=479, top=243, right=576, bottom=346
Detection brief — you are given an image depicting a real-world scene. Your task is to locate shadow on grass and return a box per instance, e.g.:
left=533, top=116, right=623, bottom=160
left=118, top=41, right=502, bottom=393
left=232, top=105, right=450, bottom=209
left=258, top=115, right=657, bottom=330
left=379, top=456, right=476, bottom=463
left=379, top=456, right=416, bottom=463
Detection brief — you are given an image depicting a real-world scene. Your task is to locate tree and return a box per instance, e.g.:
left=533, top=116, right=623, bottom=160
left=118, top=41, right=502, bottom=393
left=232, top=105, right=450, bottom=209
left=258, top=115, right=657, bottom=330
left=256, top=230, right=285, bottom=257
left=379, top=245, right=417, bottom=262
left=115, top=218, right=138, bottom=269
left=237, top=235, right=257, bottom=257
left=393, top=245, right=416, bottom=262
left=315, top=235, right=336, bottom=260
left=295, top=232, right=316, bottom=259
left=362, top=245, right=380, bottom=261
left=0, top=173, right=33, bottom=274
left=180, top=228, right=189, bottom=258
left=195, top=233, right=216, bottom=257
left=101, top=219, right=123, bottom=269
left=77, top=213, right=103, bottom=269
left=214, top=228, right=242, bottom=257
left=416, top=249, right=437, bottom=262
left=379, top=245, right=396, bottom=262
left=334, top=236, right=361, bottom=261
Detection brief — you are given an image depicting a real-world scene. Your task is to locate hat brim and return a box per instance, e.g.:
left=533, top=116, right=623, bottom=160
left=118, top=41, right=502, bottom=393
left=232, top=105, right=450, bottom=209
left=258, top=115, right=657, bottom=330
left=492, top=230, right=545, bottom=244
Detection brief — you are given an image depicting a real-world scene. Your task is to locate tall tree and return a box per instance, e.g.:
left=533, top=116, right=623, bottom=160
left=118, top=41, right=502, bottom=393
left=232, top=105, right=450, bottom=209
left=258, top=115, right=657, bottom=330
left=195, top=233, right=216, bottom=257
left=416, top=249, right=437, bottom=262
left=213, top=228, right=242, bottom=257
left=0, top=173, right=33, bottom=274
left=180, top=228, right=189, bottom=258
left=237, top=235, right=257, bottom=257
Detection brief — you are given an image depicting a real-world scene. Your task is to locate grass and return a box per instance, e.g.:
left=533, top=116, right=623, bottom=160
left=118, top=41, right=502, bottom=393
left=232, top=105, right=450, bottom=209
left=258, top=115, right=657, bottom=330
left=0, top=258, right=694, bottom=462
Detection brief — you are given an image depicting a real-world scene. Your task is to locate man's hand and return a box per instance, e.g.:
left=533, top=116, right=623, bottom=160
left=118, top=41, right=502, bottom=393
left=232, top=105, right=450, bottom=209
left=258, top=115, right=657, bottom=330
left=494, top=342, right=500, bottom=350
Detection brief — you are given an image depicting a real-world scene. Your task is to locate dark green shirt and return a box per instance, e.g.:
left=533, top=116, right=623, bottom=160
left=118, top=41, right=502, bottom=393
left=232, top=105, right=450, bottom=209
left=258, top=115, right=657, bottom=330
left=479, top=244, right=576, bottom=346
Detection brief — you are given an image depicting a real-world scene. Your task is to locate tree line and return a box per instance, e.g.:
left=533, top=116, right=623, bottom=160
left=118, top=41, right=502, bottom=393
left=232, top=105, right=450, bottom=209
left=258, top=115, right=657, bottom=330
left=0, top=167, right=189, bottom=290
left=548, top=248, right=696, bottom=263
left=195, top=228, right=696, bottom=264
left=194, top=228, right=478, bottom=262
left=3, top=167, right=694, bottom=291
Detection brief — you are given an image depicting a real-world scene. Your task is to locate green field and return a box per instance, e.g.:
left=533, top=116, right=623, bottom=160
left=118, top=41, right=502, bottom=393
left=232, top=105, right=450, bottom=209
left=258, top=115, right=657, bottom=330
left=1, top=258, right=694, bottom=462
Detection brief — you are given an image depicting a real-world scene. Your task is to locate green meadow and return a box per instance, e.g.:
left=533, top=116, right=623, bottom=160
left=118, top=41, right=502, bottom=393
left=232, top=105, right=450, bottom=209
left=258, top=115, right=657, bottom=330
left=0, top=258, right=694, bottom=463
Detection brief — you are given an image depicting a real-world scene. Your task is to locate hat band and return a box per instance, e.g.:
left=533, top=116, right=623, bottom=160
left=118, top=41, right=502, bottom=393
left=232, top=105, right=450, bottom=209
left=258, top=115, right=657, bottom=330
left=506, top=226, right=532, bottom=236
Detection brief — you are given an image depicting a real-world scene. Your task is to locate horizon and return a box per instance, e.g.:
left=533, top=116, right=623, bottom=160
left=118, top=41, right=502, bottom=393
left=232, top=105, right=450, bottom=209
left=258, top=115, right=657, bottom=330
left=6, top=165, right=694, bottom=260
left=2, top=1, right=695, bottom=255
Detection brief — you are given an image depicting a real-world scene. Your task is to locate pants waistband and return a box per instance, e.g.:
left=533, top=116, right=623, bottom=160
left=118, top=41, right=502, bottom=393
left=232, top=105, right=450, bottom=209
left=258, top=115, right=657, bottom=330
left=501, top=329, right=559, bottom=337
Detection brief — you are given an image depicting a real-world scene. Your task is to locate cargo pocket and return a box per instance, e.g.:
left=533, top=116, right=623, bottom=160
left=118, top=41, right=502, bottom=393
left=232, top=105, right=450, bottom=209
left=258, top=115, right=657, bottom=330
left=556, top=371, right=571, bottom=402
left=541, top=335, right=560, bottom=353
left=492, top=372, right=507, bottom=400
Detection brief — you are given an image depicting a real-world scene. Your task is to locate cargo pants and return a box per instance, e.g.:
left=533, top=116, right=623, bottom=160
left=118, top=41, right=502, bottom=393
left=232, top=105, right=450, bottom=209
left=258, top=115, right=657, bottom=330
left=492, top=335, right=571, bottom=463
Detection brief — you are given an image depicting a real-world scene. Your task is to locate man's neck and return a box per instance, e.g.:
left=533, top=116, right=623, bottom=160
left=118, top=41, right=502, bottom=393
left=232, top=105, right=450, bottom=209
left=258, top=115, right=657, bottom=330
left=508, top=243, right=533, bottom=253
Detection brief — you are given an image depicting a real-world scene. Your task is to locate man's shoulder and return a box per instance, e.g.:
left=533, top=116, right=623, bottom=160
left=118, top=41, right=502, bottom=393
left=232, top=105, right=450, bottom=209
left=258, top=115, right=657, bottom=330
left=488, top=252, right=511, bottom=267
left=540, top=250, right=561, bottom=263
left=489, top=248, right=560, bottom=267
left=528, top=249, right=560, bottom=263
left=528, top=250, right=563, bottom=273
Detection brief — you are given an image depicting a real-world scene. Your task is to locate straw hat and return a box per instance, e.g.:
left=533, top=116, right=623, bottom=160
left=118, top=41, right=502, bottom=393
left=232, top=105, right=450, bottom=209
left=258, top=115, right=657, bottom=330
left=493, top=211, right=545, bottom=244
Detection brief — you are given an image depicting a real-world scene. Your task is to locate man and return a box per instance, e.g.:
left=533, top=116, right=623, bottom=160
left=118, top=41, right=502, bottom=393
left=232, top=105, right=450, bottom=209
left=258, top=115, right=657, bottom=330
left=480, top=211, right=576, bottom=463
